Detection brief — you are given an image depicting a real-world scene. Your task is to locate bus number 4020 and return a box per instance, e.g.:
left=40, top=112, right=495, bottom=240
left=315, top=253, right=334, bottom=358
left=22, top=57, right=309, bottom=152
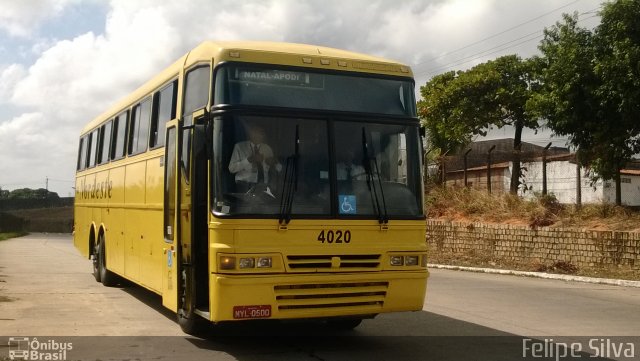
left=317, top=230, right=351, bottom=244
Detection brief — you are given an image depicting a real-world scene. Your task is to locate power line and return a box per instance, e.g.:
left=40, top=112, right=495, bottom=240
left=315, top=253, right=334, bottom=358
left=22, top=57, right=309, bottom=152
left=417, top=13, right=600, bottom=79
left=417, top=31, right=543, bottom=77
left=413, top=0, right=585, bottom=68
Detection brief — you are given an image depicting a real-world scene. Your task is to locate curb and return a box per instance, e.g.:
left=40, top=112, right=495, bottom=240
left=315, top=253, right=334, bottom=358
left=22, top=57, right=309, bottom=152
left=428, top=264, right=640, bottom=288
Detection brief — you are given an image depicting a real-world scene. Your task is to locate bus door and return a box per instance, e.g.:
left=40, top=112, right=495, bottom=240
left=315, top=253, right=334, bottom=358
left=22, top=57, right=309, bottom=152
left=177, top=64, right=212, bottom=321
left=162, top=125, right=178, bottom=311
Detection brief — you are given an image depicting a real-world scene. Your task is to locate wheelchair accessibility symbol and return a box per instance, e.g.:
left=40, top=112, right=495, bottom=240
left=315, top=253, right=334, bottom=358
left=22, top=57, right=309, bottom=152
left=339, top=195, right=357, bottom=215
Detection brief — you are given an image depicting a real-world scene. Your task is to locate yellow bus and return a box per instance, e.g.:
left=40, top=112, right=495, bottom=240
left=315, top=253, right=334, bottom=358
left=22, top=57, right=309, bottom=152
left=74, top=41, right=428, bottom=334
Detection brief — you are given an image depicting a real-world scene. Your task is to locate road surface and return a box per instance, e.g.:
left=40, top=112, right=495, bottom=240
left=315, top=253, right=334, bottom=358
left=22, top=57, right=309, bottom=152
left=1, top=234, right=639, bottom=360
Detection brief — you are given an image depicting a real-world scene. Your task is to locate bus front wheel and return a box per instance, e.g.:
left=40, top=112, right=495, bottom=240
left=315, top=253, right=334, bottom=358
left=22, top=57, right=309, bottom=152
left=177, top=268, right=205, bottom=335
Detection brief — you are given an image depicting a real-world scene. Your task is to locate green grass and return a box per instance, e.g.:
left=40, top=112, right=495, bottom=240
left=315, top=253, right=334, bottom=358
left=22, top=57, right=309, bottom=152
left=0, top=232, right=27, bottom=241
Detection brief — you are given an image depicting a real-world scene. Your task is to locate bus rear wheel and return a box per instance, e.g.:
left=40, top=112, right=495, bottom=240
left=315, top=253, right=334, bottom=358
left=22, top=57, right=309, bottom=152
left=97, top=233, right=118, bottom=287
left=92, top=241, right=101, bottom=282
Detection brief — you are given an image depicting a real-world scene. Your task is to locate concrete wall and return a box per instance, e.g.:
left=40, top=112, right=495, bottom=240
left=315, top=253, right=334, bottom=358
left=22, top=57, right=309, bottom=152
left=518, top=160, right=605, bottom=204
left=426, top=220, right=640, bottom=269
left=603, top=176, right=640, bottom=206
left=519, top=160, right=640, bottom=206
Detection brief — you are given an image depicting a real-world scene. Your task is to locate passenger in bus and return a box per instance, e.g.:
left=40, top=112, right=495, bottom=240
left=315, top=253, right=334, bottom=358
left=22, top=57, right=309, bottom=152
left=336, top=149, right=366, bottom=181
left=228, top=125, right=282, bottom=194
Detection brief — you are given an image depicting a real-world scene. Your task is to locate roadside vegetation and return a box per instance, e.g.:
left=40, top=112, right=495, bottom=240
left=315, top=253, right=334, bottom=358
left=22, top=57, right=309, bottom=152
left=426, top=186, right=640, bottom=232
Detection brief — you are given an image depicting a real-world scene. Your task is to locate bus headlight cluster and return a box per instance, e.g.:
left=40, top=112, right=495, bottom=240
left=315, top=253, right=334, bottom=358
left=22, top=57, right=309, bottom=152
left=389, top=254, right=427, bottom=267
left=219, top=255, right=274, bottom=271
left=239, top=257, right=272, bottom=269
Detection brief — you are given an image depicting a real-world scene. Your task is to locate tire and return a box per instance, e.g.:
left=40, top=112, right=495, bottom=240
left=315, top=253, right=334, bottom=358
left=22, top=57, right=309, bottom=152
left=177, top=267, right=205, bottom=335
left=327, top=318, right=363, bottom=330
left=97, top=233, right=118, bottom=287
left=92, top=241, right=101, bottom=283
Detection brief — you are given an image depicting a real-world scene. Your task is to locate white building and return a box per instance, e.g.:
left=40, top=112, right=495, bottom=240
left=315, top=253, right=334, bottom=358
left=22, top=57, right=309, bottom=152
left=518, top=154, right=640, bottom=206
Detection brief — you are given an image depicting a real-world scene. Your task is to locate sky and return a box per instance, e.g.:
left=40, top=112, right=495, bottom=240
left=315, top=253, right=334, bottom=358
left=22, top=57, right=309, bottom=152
left=0, top=0, right=603, bottom=196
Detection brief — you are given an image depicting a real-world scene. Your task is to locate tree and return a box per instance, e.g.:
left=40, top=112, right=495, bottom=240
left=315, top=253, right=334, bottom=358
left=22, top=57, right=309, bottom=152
left=531, top=2, right=640, bottom=205
left=7, top=188, right=59, bottom=200
left=418, top=71, right=480, bottom=154
left=419, top=55, right=541, bottom=193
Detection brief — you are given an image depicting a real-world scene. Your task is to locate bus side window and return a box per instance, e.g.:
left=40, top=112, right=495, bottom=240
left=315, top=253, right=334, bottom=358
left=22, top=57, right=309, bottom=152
left=129, top=97, right=152, bottom=155
left=88, top=129, right=99, bottom=168
left=111, top=110, right=128, bottom=160
left=182, top=65, right=210, bottom=179
left=77, top=136, right=88, bottom=170
left=98, top=120, right=113, bottom=165
left=150, top=80, right=177, bottom=148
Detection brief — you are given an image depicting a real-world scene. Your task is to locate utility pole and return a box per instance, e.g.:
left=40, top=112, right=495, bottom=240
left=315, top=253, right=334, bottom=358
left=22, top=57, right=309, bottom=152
left=487, top=145, right=496, bottom=194
left=576, top=163, right=582, bottom=209
left=542, top=142, right=552, bottom=195
left=46, top=176, right=49, bottom=191
left=463, top=149, right=472, bottom=187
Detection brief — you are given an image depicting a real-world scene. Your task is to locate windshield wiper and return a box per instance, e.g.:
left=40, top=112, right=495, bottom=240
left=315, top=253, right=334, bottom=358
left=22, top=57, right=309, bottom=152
left=361, top=127, right=388, bottom=224
left=279, top=125, right=299, bottom=225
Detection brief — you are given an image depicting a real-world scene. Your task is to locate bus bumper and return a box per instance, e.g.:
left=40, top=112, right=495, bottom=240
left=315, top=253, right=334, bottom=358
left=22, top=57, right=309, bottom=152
left=208, top=270, right=428, bottom=322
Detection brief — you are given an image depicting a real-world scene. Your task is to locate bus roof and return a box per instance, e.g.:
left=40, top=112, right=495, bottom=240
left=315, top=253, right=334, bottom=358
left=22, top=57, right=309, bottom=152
left=81, top=41, right=413, bottom=135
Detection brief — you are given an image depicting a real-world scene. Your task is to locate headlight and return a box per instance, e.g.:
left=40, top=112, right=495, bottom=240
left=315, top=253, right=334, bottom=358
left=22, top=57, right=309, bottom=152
left=390, top=255, right=404, bottom=266
left=387, top=253, right=427, bottom=269
left=239, top=257, right=255, bottom=269
left=257, top=257, right=272, bottom=268
left=219, top=254, right=277, bottom=271
left=405, top=255, right=419, bottom=266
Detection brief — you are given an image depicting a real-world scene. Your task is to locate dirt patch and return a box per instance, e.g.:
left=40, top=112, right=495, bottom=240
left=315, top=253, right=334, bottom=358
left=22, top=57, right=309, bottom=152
left=0, top=295, right=13, bottom=302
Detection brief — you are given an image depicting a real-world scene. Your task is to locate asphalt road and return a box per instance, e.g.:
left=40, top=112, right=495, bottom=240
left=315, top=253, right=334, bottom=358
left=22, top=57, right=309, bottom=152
left=1, top=234, right=639, bottom=361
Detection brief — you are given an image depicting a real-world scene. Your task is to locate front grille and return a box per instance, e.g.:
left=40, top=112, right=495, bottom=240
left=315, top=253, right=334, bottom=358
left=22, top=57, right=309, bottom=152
left=274, top=281, right=388, bottom=312
left=286, top=254, right=381, bottom=271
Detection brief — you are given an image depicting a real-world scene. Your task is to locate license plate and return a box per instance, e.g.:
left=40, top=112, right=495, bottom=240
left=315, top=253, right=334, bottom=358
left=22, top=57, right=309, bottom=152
left=233, top=305, right=272, bottom=319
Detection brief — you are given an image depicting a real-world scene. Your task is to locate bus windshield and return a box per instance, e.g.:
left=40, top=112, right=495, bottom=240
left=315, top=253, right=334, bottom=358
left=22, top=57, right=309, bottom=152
left=212, top=115, right=423, bottom=218
left=214, top=64, right=417, bottom=116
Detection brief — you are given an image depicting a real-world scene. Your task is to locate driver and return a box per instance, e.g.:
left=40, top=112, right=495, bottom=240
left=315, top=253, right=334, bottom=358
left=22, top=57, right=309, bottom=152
left=228, top=124, right=282, bottom=193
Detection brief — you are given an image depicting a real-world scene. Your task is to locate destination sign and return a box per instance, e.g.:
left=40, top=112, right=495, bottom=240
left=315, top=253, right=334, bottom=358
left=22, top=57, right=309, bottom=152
left=232, top=68, right=324, bottom=89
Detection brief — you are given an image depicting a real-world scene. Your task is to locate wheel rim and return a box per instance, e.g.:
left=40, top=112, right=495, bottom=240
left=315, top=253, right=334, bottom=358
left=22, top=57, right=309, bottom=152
left=92, top=243, right=100, bottom=275
left=178, top=269, right=192, bottom=319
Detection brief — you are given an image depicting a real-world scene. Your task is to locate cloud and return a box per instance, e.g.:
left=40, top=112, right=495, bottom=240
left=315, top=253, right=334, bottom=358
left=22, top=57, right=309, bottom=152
left=0, top=0, right=72, bottom=37
left=0, top=64, right=26, bottom=102
left=0, top=112, right=75, bottom=190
